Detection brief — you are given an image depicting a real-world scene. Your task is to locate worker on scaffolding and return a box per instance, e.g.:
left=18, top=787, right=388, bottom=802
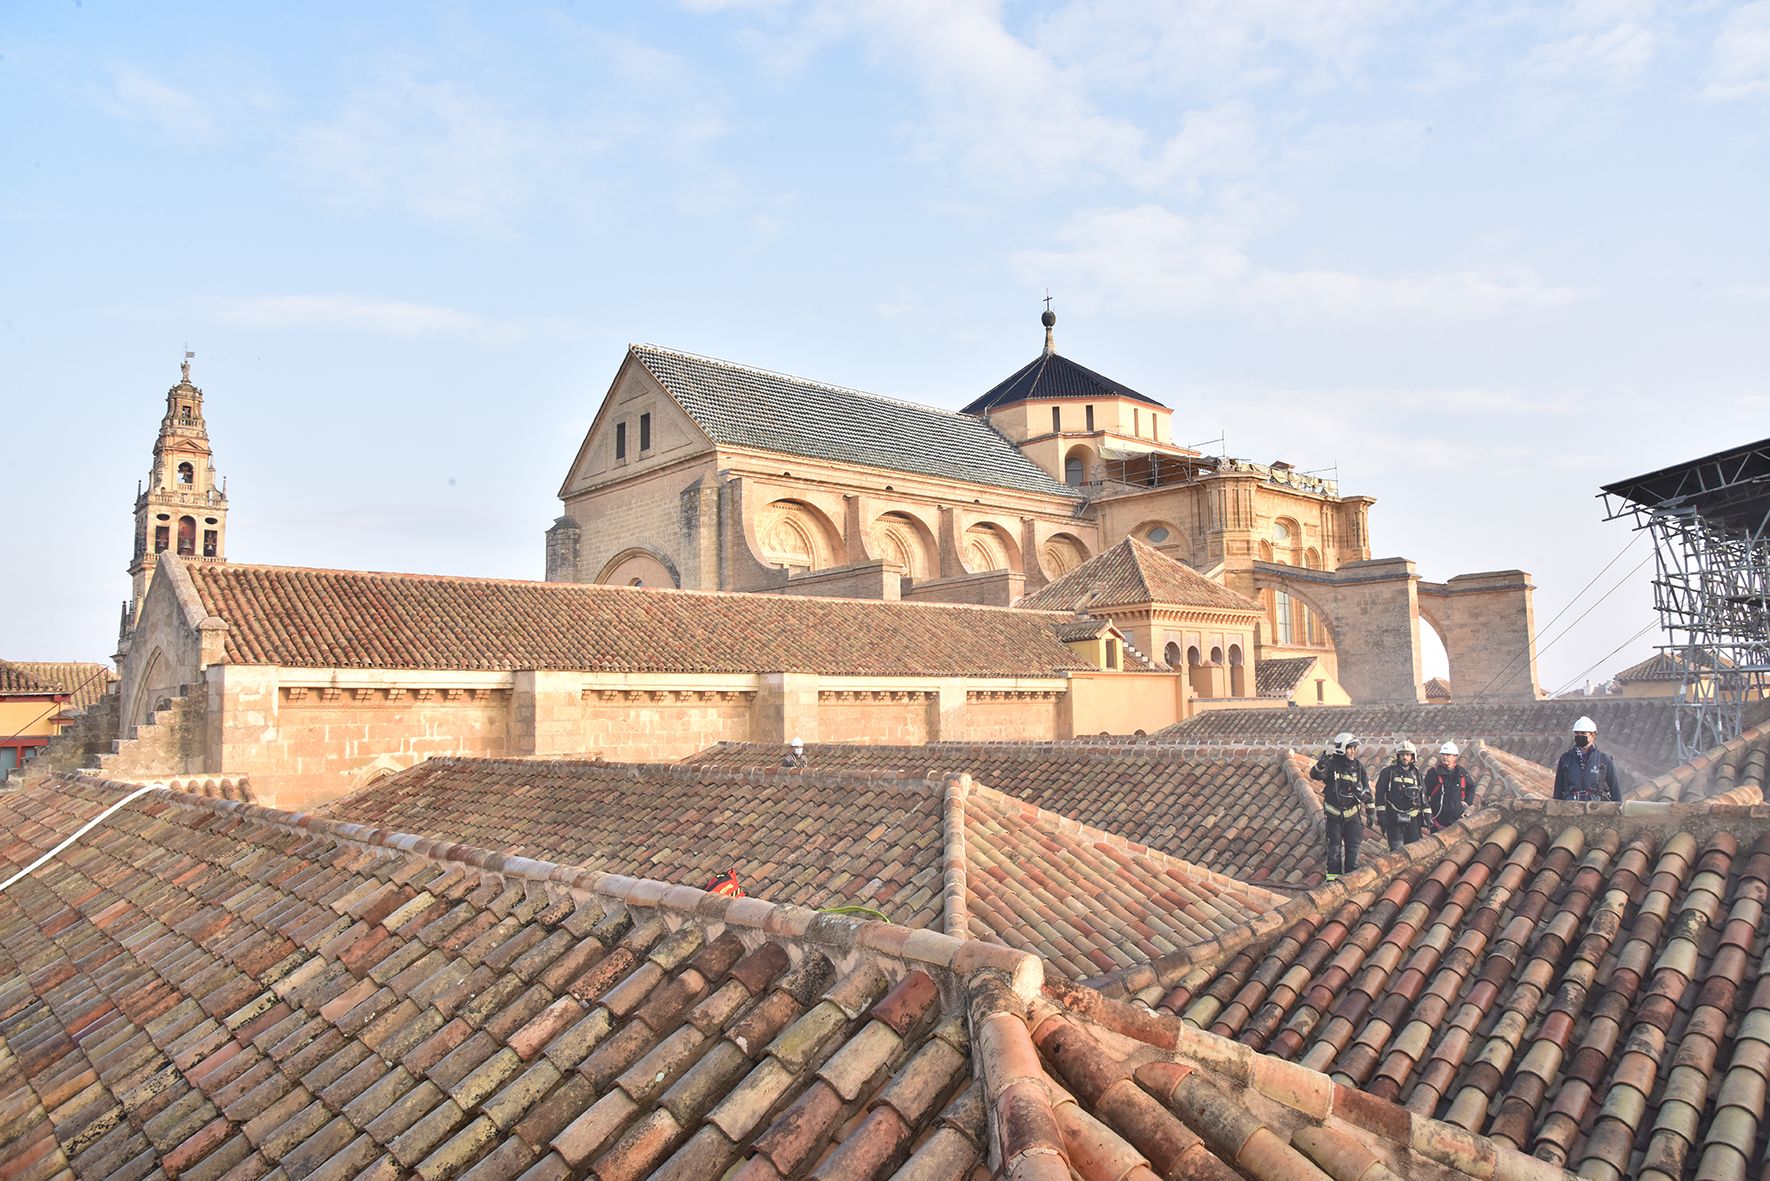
left=1553, top=716, right=1624, bottom=802
left=1375, top=740, right=1427, bottom=849
left=1424, top=742, right=1479, bottom=830
left=1311, top=732, right=1372, bottom=880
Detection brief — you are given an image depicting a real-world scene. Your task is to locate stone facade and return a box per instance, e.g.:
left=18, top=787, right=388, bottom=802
left=107, top=557, right=1182, bottom=808
left=548, top=333, right=1539, bottom=701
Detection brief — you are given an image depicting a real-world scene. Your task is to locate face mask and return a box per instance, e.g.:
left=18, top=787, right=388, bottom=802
left=1574, top=734, right=1591, bottom=748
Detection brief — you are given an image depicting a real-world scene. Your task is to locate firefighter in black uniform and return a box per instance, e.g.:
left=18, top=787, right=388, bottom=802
left=1310, top=732, right=1372, bottom=880
left=1375, top=740, right=1427, bottom=850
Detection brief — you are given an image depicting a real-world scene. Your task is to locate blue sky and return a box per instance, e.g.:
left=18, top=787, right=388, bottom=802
left=3, top=1, right=1766, bottom=695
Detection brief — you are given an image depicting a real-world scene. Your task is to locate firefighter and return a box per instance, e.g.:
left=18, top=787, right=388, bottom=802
left=1423, top=742, right=1479, bottom=830
left=1376, top=740, right=1426, bottom=849
left=1552, top=716, right=1624, bottom=802
left=781, top=736, right=807, bottom=769
left=1310, top=732, right=1372, bottom=880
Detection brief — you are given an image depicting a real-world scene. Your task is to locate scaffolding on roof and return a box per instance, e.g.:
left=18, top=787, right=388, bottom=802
left=1602, top=437, right=1770, bottom=758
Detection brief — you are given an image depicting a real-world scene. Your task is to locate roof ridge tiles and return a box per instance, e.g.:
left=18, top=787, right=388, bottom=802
left=56, top=770, right=1044, bottom=993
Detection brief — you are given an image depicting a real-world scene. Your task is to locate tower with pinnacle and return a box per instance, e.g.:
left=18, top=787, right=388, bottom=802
left=124, top=354, right=228, bottom=636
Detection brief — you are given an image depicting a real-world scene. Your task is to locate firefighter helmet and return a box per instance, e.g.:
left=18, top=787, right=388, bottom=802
left=1396, top=740, right=1417, bottom=756
left=1332, top=732, right=1360, bottom=753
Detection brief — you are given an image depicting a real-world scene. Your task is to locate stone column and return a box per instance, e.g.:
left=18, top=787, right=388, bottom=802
left=755, top=672, right=820, bottom=745
left=510, top=670, right=584, bottom=756
left=1418, top=571, right=1540, bottom=701
left=928, top=679, right=969, bottom=740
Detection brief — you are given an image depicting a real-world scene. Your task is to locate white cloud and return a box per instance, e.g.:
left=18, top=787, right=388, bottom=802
left=1704, top=1, right=1770, bottom=98
left=214, top=293, right=573, bottom=342
left=1014, top=204, right=1577, bottom=321
left=100, top=68, right=219, bottom=144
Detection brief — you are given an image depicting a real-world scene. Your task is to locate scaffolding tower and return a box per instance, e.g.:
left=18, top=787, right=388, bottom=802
left=1601, top=438, right=1770, bottom=759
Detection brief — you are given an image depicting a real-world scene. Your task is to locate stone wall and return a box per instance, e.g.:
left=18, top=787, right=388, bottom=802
left=950, top=693, right=1061, bottom=741
left=818, top=694, right=931, bottom=744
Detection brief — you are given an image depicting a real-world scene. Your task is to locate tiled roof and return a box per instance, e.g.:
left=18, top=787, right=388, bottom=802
left=686, top=741, right=1330, bottom=887
left=0, top=659, right=62, bottom=696
left=181, top=561, right=1097, bottom=678
left=1017, top=538, right=1263, bottom=614
left=1613, top=647, right=1730, bottom=683
left=1116, top=799, right=1770, bottom=1181
left=7, top=662, right=115, bottom=711
left=1629, top=722, right=1770, bottom=803
left=1423, top=676, right=1452, bottom=701
left=0, top=772, right=1573, bottom=1181
left=1255, top=656, right=1318, bottom=698
left=1163, top=698, right=1697, bottom=777
left=630, top=344, right=1079, bottom=499
left=323, top=758, right=1282, bottom=981
left=960, top=349, right=1167, bottom=414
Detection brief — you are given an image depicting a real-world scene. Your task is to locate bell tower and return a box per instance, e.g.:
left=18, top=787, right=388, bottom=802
left=126, top=352, right=228, bottom=630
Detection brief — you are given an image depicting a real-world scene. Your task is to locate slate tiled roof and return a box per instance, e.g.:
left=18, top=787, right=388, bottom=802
left=9, top=662, right=116, bottom=711
left=630, top=344, right=1079, bottom=499
left=0, top=659, right=62, bottom=697
left=1163, top=697, right=1698, bottom=777
left=960, top=349, right=1167, bottom=414
left=1109, top=799, right=1770, bottom=1181
left=181, top=561, right=1096, bottom=678
left=686, top=741, right=1329, bottom=887
left=0, top=772, right=1563, bottom=1180
left=1255, top=656, right=1318, bottom=699
left=1018, top=538, right=1263, bottom=614
left=322, top=758, right=1283, bottom=981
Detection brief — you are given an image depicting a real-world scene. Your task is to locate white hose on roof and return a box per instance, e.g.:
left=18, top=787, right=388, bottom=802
left=0, top=782, right=168, bottom=895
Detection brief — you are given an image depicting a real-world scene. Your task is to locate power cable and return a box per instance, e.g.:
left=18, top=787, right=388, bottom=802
left=0, top=783, right=167, bottom=894
left=1549, top=620, right=1661, bottom=699
left=1472, top=531, right=1646, bottom=698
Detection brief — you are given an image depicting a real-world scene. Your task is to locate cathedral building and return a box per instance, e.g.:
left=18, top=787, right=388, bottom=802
left=546, top=310, right=1533, bottom=703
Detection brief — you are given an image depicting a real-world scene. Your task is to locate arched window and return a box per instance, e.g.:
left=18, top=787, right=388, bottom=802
left=1186, top=645, right=1201, bottom=667
left=176, top=516, right=197, bottom=556
left=1275, top=590, right=1295, bottom=644
left=176, top=462, right=194, bottom=485
left=1210, top=645, right=1224, bottom=665
left=1064, top=456, right=1084, bottom=486
left=1163, top=642, right=1181, bottom=668
left=1272, top=520, right=1291, bottom=545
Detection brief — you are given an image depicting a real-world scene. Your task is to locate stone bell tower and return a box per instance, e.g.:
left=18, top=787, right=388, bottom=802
left=124, top=353, right=229, bottom=633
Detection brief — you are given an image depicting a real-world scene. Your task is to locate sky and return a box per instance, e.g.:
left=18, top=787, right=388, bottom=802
left=2, top=1, right=1766, bottom=695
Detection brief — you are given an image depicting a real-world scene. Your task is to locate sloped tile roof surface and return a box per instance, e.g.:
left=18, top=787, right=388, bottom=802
left=0, top=772, right=1570, bottom=1181
left=631, top=344, right=1078, bottom=498
left=1630, top=722, right=1770, bottom=803
left=1163, top=697, right=1696, bottom=776
left=1255, top=655, right=1318, bottom=698
left=1613, top=646, right=1730, bottom=683
left=323, top=758, right=1282, bottom=982
left=1423, top=675, right=1452, bottom=700
left=8, top=662, right=116, bottom=711
left=183, top=561, right=1096, bottom=677
left=1141, top=801, right=1770, bottom=1180
left=328, top=760, right=949, bottom=928
left=960, top=349, right=1167, bottom=414
left=1018, top=537, right=1263, bottom=614
left=687, top=741, right=1329, bottom=886
left=0, top=659, right=62, bottom=696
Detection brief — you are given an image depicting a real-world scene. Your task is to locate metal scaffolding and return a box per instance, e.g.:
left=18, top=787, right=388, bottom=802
left=1601, top=438, right=1770, bottom=758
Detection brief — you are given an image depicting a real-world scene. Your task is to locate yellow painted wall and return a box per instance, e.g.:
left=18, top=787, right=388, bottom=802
left=1064, top=671, right=1187, bottom=736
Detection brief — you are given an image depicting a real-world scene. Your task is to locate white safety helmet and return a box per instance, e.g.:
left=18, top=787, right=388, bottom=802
left=790, top=736, right=804, bottom=749
left=1396, top=740, right=1417, bottom=756
left=1331, top=732, right=1360, bottom=753
left=1572, top=716, right=1597, bottom=734
left=1438, top=741, right=1459, bottom=757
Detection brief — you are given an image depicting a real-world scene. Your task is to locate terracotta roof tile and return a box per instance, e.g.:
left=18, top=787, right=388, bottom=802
left=0, top=659, right=62, bottom=696
left=687, top=740, right=1330, bottom=887
left=324, top=757, right=1283, bottom=981
left=1018, top=538, right=1262, bottom=614
left=1255, top=656, right=1318, bottom=699
left=179, top=560, right=1095, bottom=678
left=3, top=662, right=113, bottom=710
